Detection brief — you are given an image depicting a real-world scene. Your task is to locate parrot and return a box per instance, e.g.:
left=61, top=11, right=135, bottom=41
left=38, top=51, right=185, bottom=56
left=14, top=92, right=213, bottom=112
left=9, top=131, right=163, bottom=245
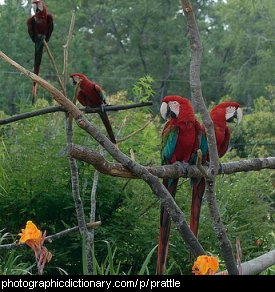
left=27, top=0, right=54, bottom=105
left=70, top=73, right=117, bottom=144
left=157, top=95, right=201, bottom=275
left=189, top=102, right=243, bottom=239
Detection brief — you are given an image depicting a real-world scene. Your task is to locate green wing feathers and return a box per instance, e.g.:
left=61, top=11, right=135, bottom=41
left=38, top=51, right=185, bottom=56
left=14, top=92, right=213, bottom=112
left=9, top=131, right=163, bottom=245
left=95, top=84, right=107, bottom=103
left=199, top=133, right=208, bottom=159
left=161, top=126, right=179, bottom=165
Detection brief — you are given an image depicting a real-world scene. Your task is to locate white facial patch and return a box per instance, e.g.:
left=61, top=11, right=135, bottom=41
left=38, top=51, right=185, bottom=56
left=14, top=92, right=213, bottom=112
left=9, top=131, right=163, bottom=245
left=236, top=107, right=243, bottom=123
left=226, top=106, right=236, bottom=121
left=168, top=101, right=180, bottom=118
left=160, top=102, right=168, bottom=119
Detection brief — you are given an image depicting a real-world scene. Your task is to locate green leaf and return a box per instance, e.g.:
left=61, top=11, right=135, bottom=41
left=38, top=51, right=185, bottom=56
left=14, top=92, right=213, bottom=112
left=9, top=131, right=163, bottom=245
left=138, top=245, right=158, bottom=275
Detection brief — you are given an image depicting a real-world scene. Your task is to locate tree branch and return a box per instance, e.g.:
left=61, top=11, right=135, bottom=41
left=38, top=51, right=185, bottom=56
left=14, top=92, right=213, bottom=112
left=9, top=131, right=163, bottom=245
left=0, top=222, right=101, bottom=251
left=217, top=249, right=275, bottom=275
left=181, top=0, right=239, bottom=274
left=0, top=50, right=205, bottom=257
left=43, top=40, right=66, bottom=94
left=63, top=11, right=76, bottom=94
left=69, top=144, right=275, bottom=179
left=0, top=103, right=153, bottom=126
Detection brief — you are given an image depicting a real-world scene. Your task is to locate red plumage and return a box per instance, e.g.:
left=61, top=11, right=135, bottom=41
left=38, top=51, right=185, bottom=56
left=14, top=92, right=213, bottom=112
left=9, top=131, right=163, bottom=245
left=70, top=73, right=116, bottom=144
left=210, top=102, right=241, bottom=158
left=70, top=73, right=105, bottom=107
left=190, top=102, right=242, bottom=239
left=157, top=96, right=201, bottom=274
left=27, top=0, right=53, bottom=104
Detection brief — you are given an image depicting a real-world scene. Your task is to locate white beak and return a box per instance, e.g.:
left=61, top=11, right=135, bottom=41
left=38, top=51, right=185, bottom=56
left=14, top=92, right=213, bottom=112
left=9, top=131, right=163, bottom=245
left=31, top=4, right=36, bottom=16
left=160, top=102, right=168, bottom=120
left=236, top=108, right=243, bottom=124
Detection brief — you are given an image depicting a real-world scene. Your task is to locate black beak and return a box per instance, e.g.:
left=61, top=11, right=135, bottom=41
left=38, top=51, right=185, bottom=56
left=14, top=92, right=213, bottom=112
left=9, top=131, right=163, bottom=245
left=227, top=110, right=238, bottom=123
left=166, top=106, right=177, bottom=119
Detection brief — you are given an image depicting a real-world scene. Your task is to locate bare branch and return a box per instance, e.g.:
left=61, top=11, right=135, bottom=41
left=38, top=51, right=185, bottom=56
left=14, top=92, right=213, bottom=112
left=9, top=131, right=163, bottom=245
left=47, top=222, right=101, bottom=242
left=69, top=145, right=275, bottom=179
left=43, top=40, right=66, bottom=94
left=0, top=103, right=153, bottom=126
left=181, top=0, right=238, bottom=274
left=63, top=11, right=76, bottom=95
left=0, top=222, right=101, bottom=251
left=181, top=0, right=219, bottom=174
left=217, top=249, right=275, bottom=275
left=205, top=179, right=239, bottom=274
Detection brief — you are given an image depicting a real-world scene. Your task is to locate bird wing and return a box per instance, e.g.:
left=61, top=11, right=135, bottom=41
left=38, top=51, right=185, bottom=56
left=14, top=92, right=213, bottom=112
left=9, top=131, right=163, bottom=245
left=161, top=124, right=179, bottom=165
left=94, top=84, right=107, bottom=104
left=46, top=14, right=54, bottom=42
left=27, top=17, right=35, bottom=43
left=219, top=126, right=230, bottom=158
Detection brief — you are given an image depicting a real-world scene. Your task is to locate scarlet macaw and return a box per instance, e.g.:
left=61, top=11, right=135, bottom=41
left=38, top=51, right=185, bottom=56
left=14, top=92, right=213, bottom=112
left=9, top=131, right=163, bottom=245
left=27, top=0, right=54, bottom=105
left=70, top=73, right=116, bottom=144
left=157, top=95, right=201, bottom=275
left=190, top=102, right=243, bottom=238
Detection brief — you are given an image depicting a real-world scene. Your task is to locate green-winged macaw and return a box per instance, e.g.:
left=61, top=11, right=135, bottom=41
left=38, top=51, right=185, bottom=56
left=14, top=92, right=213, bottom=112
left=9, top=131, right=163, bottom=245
left=190, top=102, right=243, bottom=238
left=70, top=73, right=116, bottom=144
left=157, top=95, right=201, bottom=275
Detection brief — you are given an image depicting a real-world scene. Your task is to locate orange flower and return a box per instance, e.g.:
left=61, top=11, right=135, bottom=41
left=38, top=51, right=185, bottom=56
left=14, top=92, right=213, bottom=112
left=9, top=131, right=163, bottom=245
left=19, top=221, right=42, bottom=244
left=192, top=255, right=219, bottom=275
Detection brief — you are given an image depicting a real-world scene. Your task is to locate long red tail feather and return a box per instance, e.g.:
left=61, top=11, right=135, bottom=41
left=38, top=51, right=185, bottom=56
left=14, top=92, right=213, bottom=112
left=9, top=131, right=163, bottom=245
left=190, top=178, right=205, bottom=238
left=157, top=179, right=178, bottom=275
left=98, top=111, right=116, bottom=144
left=32, top=41, right=44, bottom=105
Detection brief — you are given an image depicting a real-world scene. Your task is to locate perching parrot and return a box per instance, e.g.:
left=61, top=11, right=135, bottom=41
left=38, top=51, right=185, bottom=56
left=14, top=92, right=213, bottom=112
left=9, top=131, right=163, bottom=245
left=190, top=102, right=243, bottom=238
left=70, top=73, right=116, bottom=144
left=157, top=95, right=201, bottom=275
left=27, top=0, right=54, bottom=105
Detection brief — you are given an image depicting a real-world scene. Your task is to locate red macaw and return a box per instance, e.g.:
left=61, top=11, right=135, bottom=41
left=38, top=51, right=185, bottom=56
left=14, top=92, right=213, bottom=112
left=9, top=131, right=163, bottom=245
left=27, top=0, right=54, bottom=105
left=70, top=73, right=116, bottom=144
left=157, top=95, right=201, bottom=275
left=190, top=102, right=242, bottom=238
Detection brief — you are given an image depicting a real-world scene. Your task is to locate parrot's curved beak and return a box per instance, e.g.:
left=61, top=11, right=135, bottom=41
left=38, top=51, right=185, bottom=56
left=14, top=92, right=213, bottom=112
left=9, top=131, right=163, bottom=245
left=160, top=102, right=169, bottom=120
left=236, top=108, right=243, bottom=124
left=160, top=102, right=178, bottom=120
left=31, top=4, right=37, bottom=16
left=226, top=107, right=243, bottom=124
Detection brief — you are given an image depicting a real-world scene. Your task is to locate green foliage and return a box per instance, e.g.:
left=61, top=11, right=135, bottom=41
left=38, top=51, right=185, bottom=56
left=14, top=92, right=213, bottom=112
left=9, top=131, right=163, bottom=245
left=261, top=265, right=275, bottom=275
left=0, top=250, right=33, bottom=275
left=0, top=231, right=33, bottom=275
left=92, top=241, right=158, bottom=275
left=132, top=76, right=155, bottom=103
left=230, top=95, right=275, bottom=158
